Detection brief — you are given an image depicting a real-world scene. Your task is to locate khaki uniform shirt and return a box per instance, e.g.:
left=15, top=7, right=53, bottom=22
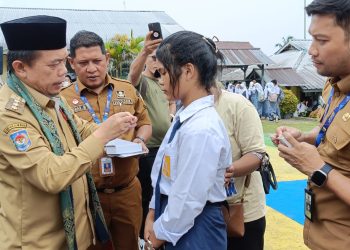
left=136, top=75, right=170, bottom=148
left=61, top=75, right=151, bottom=188
left=304, top=77, right=350, bottom=250
left=0, top=83, right=105, bottom=250
left=215, top=90, right=266, bottom=222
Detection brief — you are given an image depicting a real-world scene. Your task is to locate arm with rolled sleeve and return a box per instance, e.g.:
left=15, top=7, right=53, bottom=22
left=153, top=129, right=229, bottom=245
left=0, top=115, right=104, bottom=194
left=235, top=104, right=265, bottom=155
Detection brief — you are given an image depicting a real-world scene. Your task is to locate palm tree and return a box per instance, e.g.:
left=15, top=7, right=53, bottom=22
left=105, top=30, right=144, bottom=78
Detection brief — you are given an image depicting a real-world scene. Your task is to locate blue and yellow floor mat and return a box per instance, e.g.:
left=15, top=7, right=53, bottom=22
left=264, top=145, right=308, bottom=249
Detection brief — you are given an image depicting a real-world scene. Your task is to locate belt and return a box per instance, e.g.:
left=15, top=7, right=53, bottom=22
left=160, top=194, right=224, bottom=207
left=97, top=184, right=128, bottom=194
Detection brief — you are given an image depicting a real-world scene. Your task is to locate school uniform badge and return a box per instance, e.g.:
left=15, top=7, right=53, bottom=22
left=10, top=129, right=31, bottom=151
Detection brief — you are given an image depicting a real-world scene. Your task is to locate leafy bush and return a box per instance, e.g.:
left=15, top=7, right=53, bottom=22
left=105, top=31, right=144, bottom=78
left=280, top=89, right=298, bottom=116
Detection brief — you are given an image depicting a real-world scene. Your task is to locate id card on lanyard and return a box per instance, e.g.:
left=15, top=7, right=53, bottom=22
left=315, top=88, right=350, bottom=147
left=75, top=83, right=115, bottom=177
left=304, top=187, right=314, bottom=221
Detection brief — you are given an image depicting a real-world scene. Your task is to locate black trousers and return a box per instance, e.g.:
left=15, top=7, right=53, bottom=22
left=137, top=147, right=159, bottom=239
left=227, top=216, right=266, bottom=250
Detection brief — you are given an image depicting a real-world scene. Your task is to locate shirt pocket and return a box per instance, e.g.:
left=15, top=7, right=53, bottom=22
left=325, top=110, right=350, bottom=150
left=112, top=98, right=135, bottom=115
left=161, top=144, right=178, bottom=182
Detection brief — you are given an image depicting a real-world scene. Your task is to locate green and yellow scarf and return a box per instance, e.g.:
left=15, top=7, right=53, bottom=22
left=7, top=72, right=110, bottom=250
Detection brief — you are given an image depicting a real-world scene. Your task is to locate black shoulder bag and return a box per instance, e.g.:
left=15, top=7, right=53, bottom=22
left=259, top=153, right=278, bottom=194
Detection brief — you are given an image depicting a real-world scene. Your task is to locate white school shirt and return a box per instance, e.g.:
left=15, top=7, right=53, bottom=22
left=149, top=95, right=232, bottom=245
left=270, top=85, right=281, bottom=95
left=264, top=81, right=274, bottom=99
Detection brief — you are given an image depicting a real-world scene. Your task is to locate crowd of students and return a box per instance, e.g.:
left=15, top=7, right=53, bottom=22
left=226, top=79, right=283, bottom=121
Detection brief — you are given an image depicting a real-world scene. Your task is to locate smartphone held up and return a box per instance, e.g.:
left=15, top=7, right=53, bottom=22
left=148, top=22, right=163, bottom=40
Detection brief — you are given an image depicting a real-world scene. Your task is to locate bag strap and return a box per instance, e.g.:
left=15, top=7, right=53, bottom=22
left=240, top=174, right=251, bottom=202
left=267, top=161, right=278, bottom=190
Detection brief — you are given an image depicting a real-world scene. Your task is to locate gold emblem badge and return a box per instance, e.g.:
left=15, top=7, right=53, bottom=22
left=342, top=112, right=350, bottom=121
left=116, top=91, right=125, bottom=98
left=5, top=94, right=26, bottom=114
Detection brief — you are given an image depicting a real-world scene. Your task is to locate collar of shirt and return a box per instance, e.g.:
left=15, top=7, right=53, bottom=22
left=76, top=74, right=114, bottom=95
left=177, top=95, right=214, bottom=123
left=329, top=75, right=350, bottom=94
left=23, top=81, right=53, bottom=108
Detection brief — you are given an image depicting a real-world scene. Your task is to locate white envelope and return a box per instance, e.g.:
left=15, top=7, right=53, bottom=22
left=105, top=138, right=143, bottom=157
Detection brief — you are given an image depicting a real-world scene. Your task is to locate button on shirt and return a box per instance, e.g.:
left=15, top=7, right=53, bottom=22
left=149, top=95, right=232, bottom=245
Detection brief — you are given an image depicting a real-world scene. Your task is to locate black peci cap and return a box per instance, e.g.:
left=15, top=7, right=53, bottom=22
left=1, top=15, right=67, bottom=50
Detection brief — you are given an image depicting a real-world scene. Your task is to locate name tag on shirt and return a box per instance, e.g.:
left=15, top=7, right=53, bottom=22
left=162, top=155, right=171, bottom=178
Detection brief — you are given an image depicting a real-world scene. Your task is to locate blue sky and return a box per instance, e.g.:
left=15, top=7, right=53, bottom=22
left=0, top=0, right=313, bottom=55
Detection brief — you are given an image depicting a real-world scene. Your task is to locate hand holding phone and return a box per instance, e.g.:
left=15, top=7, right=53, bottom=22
left=278, top=135, right=292, bottom=148
left=148, top=22, right=163, bottom=40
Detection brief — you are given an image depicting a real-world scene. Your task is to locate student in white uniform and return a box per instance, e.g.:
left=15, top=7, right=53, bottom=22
left=144, top=31, right=232, bottom=250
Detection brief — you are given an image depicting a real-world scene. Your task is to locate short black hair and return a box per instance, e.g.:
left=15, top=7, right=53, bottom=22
left=70, top=30, right=106, bottom=58
left=7, top=50, right=39, bottom=72
left=271, top=79, right=277, bottom=84
left=306, top=0, right=350, bottom=38
left=156, top=30, right=223, bottom=97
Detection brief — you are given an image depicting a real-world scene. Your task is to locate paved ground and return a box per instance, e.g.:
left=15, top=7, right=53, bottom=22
left=264, top=143, right=309, bottom=250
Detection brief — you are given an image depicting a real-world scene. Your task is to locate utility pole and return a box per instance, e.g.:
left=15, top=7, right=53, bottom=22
left=304, top=0, right=306, bottom=39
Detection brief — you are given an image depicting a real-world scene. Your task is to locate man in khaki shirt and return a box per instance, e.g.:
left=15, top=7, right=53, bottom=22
left=273, top=0, right=350, bottom=249
left=0, top=16, right=137, bottom=250
left=61, top=30, right=152, bottom=250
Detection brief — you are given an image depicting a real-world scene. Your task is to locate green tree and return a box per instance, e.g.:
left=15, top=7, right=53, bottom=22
left=105, top=30, right=144, bottom=78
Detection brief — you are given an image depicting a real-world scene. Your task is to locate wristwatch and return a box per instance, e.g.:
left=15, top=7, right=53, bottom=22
left=135, top=136, right=145, bottom=143
left=310, top=163, right=333, bottom=187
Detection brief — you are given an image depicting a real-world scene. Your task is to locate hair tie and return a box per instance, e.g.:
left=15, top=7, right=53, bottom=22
left=202, top=37, right=218, bottom=54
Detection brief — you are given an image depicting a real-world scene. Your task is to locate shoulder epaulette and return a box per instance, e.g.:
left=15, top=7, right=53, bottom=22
left=5, top=94, right=26, bottom=114
left=110, top=76, right=131, bottom=85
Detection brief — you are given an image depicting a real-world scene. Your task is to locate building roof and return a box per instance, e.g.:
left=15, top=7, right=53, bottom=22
left=270, top=39, right=326, bottom=91
left=220, top=67, right=253, bottom=81
left=298, top=65, right=326, bottom=91
left=215, top=41, right=274, bottom=67
left=256, top=67, right=305, bottom=87
left=0, top=7, right=184, bottom=51
left=274, top=39, right=312, bottom=54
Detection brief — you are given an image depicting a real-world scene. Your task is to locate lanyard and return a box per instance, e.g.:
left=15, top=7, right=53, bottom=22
left=74, top=83, right=113, bottom=124
left=315, top=88, right=350, bottom=147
